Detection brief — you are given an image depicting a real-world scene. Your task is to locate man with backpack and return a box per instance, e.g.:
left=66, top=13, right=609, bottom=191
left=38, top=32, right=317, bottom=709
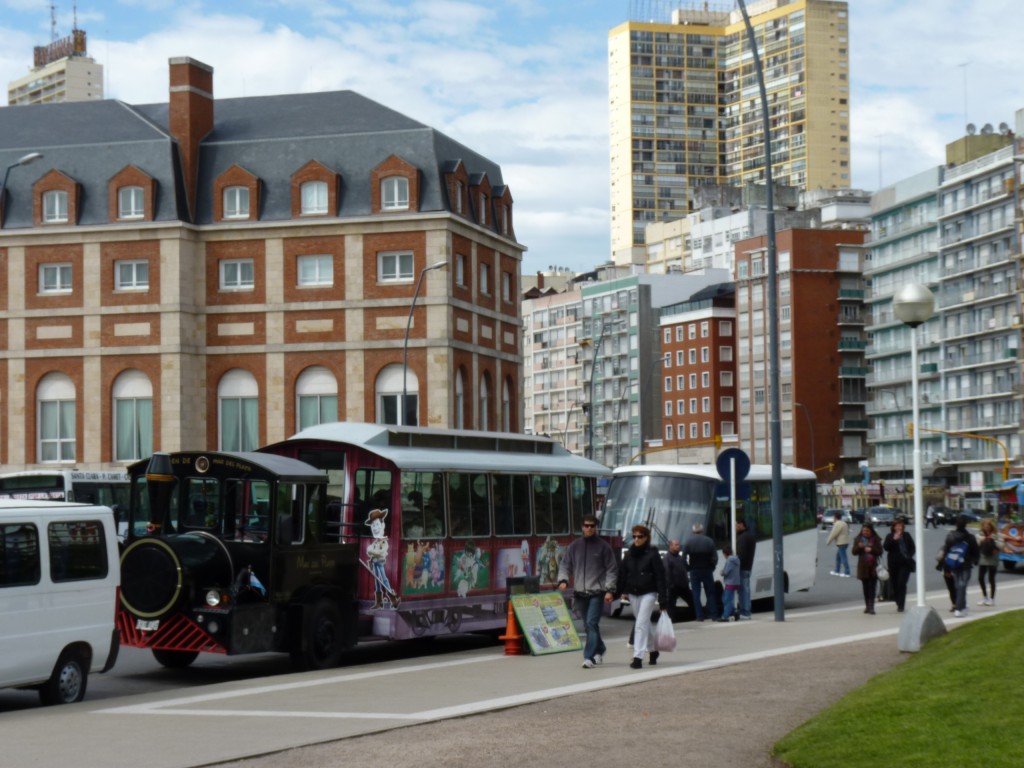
left=939, top=515, right=980, bottom=617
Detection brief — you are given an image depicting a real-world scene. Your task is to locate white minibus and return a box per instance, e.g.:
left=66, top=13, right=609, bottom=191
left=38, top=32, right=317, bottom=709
left=0, top=501, right=120, bottom=705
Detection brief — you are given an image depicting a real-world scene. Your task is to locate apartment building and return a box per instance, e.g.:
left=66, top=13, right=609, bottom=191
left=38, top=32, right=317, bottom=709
left=609, top=0, right=851, bottom=264
left=0, top=57, right=522, bottom=471
left=734, top=228, right=867, bottom=477
left=7, top=29, right=104, bottom=106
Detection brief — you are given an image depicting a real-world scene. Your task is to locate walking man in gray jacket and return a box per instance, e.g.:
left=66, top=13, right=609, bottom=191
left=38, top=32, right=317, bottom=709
left=558, top=514, right=618, bottom=669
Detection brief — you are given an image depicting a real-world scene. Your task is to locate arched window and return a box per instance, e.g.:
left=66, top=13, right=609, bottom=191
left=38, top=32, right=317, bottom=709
left=479, top=374, right=490, bottom=431
left=218, top=369, right=259, bottom=451
left=454, top=368, right=465, bottom=430
left=376, top=363, right=418, bottom=426
left=113, top=369, right=153, bottom=461
left=300, top=181, right=328, bottom=215
left=296, top=366, right=338, bottom=430
left=37, top=373, right=76, bottom=462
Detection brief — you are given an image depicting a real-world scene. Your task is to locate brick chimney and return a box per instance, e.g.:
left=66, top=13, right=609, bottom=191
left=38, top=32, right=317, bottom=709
left=168, top=57, right=214, bottom=222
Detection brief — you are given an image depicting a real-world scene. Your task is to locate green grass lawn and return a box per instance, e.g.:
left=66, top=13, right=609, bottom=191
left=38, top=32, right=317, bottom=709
left=773, top=610, right=1024, bottom=768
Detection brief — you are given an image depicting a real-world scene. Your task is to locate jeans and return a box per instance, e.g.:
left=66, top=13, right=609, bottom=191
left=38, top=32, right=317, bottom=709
left=953, top=568, right=972, bottom=612
left=721, top=588, right=737, bottom=620
left=891, top=565, right=912, bottom=611
left=835, top=544, right=850, bottom=575
left=739, top=570, right=752, bottom=618
left=576, top=593, right=607, bottom=661
left=629, top=592, right=657, bottom=658
left=689, top=568, right=718, bottom=620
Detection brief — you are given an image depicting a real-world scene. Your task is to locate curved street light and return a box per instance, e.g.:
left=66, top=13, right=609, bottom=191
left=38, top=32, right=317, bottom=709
left=402, top=259, right=448, bottom=426
left=0, top=152, right=44, bottom=229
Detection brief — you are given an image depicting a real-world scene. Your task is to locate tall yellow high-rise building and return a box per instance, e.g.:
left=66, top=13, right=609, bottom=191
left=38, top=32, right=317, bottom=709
left=7, top=29, right=104, bottom=106
left=609, top=0, right=850, bottom=264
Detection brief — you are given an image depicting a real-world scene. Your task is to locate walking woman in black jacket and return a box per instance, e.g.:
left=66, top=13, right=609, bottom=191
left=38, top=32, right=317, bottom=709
left=617, top=524, right=669, bottom=669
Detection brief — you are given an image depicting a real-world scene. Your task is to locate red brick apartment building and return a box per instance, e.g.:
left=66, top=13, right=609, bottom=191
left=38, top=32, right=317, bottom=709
left=0, top=57, right=523, bottom=470
left=659, top=282, right=738, bottom=459
left=734, top=228, right=867, bottom=479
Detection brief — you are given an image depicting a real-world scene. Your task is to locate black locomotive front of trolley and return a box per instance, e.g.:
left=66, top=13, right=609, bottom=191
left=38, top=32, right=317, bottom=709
left=117, top=452, right=359, bottom=670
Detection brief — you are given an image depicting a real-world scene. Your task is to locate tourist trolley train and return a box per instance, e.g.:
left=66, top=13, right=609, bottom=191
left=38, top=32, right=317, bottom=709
left=116, top=423, right=610, bottom=669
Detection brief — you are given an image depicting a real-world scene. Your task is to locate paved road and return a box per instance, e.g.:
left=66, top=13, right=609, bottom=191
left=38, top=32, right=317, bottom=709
left=2, top=569, right=1021, bottom=768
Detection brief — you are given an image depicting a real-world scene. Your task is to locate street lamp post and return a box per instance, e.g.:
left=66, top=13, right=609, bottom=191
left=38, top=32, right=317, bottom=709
left=402, top=259, right=448, bottom=426
left=0, top=152, right=44, bottom=228
left=893, top=283, right=946, bottom=651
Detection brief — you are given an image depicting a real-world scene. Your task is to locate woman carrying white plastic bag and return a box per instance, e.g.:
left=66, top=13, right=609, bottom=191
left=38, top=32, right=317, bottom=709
left=654, top=610, right=677, bottom=652
left=617, top=524, right=669, bottom=669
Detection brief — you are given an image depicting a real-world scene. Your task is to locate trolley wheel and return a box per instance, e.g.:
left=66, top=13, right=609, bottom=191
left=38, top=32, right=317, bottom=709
left=152, top=649, right=199, bottom=669
left=292, top=598, right=344, bottom=671
left=39, top=648, right=88, bottom=706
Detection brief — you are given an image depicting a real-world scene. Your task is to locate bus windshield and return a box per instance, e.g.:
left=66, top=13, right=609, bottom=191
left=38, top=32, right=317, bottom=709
left=602, top=474, right=714, bottom=549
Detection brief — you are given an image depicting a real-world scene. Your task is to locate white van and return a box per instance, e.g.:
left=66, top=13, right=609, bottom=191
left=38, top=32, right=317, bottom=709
left=0, top=501, right=120, bottom=705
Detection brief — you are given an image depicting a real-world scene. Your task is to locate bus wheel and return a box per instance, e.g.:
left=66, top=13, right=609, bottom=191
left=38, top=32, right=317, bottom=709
left=1003, top=561, right=1017, bottom=572
left=152, top=649, right=199, bottom=669
left=39, top=649, right=88, bottom=705
left=294, top=598, right=344, bottom=670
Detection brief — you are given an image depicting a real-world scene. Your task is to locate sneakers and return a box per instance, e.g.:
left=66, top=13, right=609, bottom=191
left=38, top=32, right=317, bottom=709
left=649, top=651, right=659, bottom=666
left=841, top=573, right=851, bottom=578
left=629, top=658, right=643, bottom=669
left=738, top=615, right=752, bottom=621
left=829, top=570, right=839, bottom=576
left=581, top=658, right=596, bottom=669
left=978, top=598, right=988, bottom=606
left=954, top=610, right=966, bottom=618
left=593, top=653, right=604, bottom=665
left=988, top=598, right=995, bottom=607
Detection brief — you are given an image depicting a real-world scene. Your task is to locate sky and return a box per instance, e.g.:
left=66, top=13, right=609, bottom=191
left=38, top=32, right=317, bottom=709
left=1, top=0, right=1021, bottom=274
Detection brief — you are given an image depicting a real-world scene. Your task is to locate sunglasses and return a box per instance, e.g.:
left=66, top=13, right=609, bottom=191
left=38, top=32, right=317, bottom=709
left=582, top=523, right=597, bottom=528
left=632, top=533, right=647, bottom=539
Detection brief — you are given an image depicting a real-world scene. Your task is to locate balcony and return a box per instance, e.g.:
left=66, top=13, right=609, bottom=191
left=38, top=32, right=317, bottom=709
left=838, top=339, right=867, bottom=351
left=840, top=419, right=869, bottom=430
left=839, top=367, right=869, bottom=377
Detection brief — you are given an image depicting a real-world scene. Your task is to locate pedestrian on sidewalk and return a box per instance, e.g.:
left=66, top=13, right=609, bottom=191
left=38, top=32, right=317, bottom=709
left=617, top=524, right=669, bottom=669
left=939, top=515, right=979, bottom=617
left=663, top=539, right=691, bottom=616
left=557, top=514, right=617, bottom=669
left=736, top=518, right=756, bottom=620
left=717, top=544, right=740, bottom=622
left=683, top=523, right=719, bottom=621
left=882, top=516, right=916, bottom=612
left=826, top=511, right=851, bottom=577
left=977, top=519, right=999, bottom=607
left=851, top=523, right=883, bottom=615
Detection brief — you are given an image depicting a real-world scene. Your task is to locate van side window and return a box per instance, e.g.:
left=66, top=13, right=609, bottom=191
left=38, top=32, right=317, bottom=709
left=1, top=523, right=41, bottom=586
left=47, top=520, right=109, bottom=582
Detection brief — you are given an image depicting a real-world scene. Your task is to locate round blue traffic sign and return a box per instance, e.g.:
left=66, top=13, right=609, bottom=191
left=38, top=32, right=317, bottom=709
left=716, top=447, right=751, bottom=483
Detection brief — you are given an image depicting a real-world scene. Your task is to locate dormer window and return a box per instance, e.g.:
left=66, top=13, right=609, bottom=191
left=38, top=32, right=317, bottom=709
left=300, top=181, right=328, bottom=215
left=118, top=186, right=144, bottom=219
left=478, top=192, right=487, bottom=226
left=381, top=177, right=409, bottom=211
left=224, top=186, right=250, bottom=219
left=455, top=181, right=464, bottom=214
left=43, top=190, right=68, bottom=223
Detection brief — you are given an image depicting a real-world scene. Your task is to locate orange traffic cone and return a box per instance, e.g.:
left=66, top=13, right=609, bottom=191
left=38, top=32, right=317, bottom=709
left=499, top=600, right=525, bottom=655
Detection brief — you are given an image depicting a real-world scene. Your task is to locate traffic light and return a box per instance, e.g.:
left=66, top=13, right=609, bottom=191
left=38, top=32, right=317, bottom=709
left=907, top=423, right=914, bottom=437
left=828, top=462, right=835, bottom=472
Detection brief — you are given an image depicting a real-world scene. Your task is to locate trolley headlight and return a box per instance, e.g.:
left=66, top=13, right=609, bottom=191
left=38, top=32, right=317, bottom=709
left=207, top=620, right=220, bottom=634
left=205, top=590, right=222, bottom=607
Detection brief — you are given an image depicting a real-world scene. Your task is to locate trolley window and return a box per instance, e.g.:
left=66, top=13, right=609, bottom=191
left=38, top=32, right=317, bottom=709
left=400, top=471, right=445, bottom=538
left=494, top=474, right=531, bottom=536
left=448, top=472, right=491, bottom=538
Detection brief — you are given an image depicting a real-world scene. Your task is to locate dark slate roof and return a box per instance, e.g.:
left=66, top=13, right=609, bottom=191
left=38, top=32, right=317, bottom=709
left=0, top=89, right=508, bottom=230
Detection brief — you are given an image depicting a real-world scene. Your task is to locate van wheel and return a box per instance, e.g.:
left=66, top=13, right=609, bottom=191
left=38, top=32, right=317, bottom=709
left=152, top=649, right=199, bottom=668
left=39, top=650, right=88, bottom=705
left=292, top=598, right=343, bottom=671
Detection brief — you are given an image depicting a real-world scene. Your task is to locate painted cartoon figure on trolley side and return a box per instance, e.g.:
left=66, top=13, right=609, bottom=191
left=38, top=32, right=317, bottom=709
left=363, top=508, right=401, bottom=609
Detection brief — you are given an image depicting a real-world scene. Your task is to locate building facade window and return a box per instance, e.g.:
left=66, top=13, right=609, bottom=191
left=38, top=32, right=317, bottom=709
left=479, top=262, right=491, bottom=295
left=676, top=399, right=685, bottom=415
left=721, top=396, right=734, bottom=412
left=220, top=258, right=255, bottom=290
left=454, top=369, right=465, bottom=429
left=297, top=254, right=333, bottom=287
left=378, top=251, right=414, bottom=282
left=218, top=369, right=259, bottom=451
left=376, top=364, right=416, bottom=426
left=113, top=370, right=153, bottom=461
left=666, top=424, right=673, bottom=441
left=676, top=375, right=685, bottom=390
left=118, top=186, right=144, bottom=219
left=478, top=192, right=487, bottom=225
left=479, top=375, right=490, bottom=431
left=300, top=181, right=328, bottom=214
left=39, top=263, right=72, bottom=293
left=223, top=186, right=250, bottom=219
left=115, top=260, right=149, bottom=291
left=702, top=397, right=710, bottom=413
left=37, top=373, right=76, bottom=463
left=455, top=254, right=467, bottom=286
left=43, top=190, right=68, bottom=223
left=502, top=272, right=512, bottom=303
left=296, top=366, right=338, bottom=430
left=381, top=177, right=409, bottom=210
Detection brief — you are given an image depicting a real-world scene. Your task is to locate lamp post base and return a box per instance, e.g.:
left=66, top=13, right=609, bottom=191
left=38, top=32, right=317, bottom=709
left=897, top=604, right=946, bottom=653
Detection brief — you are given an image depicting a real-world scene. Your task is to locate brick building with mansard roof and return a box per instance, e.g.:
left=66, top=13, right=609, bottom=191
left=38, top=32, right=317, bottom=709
left=0, top=57, right=523, bottom=471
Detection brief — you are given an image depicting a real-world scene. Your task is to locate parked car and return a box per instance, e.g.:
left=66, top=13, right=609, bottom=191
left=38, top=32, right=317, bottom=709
left=821, top=508, right=852, bottom=529
left=865, top=505, right=897, bottom=526
left=850, top=508, right=867, bottom=525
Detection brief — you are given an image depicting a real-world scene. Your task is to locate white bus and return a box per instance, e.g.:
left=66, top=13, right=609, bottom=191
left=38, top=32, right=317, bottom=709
left=601, top=464, right=818, bottom=611
left=0, top=470, right=130, bottom=536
